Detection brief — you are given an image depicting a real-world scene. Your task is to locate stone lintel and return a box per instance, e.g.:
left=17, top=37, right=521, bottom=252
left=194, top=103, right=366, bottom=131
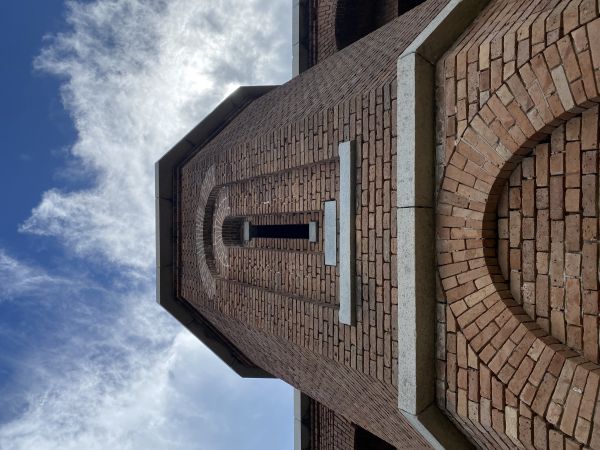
left=338, top=141, right=356, bottom=326
left=324, top=200, right=337, bottom=266
left=308, top=221, right=318, bottom=243
left=401, top=405, right=476, bottom=450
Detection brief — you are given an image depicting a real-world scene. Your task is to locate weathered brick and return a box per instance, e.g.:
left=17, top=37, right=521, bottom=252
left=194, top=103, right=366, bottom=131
left=436, top=5, right=600, bottom=449
left=550, top=176, right=564, bottom=220
left=581, top=175, right=597, bottom=216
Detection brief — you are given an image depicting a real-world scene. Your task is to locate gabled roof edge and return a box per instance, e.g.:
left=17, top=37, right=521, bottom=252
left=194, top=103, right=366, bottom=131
left=156, top=85, right=278, bottom=378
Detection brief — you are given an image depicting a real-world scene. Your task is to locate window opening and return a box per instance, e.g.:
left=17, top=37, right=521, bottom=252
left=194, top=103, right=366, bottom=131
left=243, top=221, right=318, bottom=242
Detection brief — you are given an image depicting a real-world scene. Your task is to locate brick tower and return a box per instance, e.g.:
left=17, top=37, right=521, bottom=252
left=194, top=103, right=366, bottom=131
left=157, top=0, right=600, bottom=448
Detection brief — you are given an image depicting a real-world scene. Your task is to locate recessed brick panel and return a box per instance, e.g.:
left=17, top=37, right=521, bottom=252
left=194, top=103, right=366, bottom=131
left=498, top=111, right=600, bottom=361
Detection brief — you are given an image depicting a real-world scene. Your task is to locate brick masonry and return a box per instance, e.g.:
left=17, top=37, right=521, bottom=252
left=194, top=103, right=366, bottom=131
left=168, top=0, right=600, bottom=447
left=498, top=110, right=600, bottom=363
left=175, top=1, right=449, bottom=448
left=309, top=398, right=355, bottom=450
left=312, top=0, right=401, bottom=65
left=315, top=0, right=337, bottom=63
left=436, top=0, right=600, bottom=448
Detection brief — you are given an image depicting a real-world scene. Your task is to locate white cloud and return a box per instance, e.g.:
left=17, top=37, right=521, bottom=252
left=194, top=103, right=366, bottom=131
left=21, top=0, right=291, bottom=272
left=0, top=249, right=96, bottom=301
left=2, top=0, right=293, bottom=448
left=0, top=288, right=292, bottom=450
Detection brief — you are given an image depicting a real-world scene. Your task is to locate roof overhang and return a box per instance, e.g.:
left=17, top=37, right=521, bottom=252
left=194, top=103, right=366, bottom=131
left=156, top=85, right=278, bottom=378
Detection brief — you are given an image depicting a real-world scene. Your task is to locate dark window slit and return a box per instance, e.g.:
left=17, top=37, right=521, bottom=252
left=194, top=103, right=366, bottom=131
left=249, top=224, right=310, bottom=240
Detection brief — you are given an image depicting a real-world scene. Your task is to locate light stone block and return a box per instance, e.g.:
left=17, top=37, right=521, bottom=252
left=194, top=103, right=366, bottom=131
left=397, top=206, right=435, bottom=413
left=395, top=1, right=489, bottom=429
left=338, top=141, right=356, bottom=325
left=243, top=220, right=250, bottom=242
left=308, top=221, right=318, bottom=243
left=324, top=201, right=337, bottom=266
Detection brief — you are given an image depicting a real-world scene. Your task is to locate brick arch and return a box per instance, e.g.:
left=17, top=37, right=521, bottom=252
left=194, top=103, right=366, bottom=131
left=437, top=18, right=600, bottom=446
left=195, top=166, right=218, bottom=299
left=213, top=188, right=235, bottom=277
left=196, top=180, right=243, bottom=292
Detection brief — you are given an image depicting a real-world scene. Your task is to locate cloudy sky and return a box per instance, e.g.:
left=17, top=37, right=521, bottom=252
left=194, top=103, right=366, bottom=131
left=0, top=1, right=293, bottom=449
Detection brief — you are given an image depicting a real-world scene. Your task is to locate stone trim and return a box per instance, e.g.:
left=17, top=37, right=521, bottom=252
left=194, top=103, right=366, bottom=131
left=396, top=0, right=488, bottom=447
left=308, top=221, right=318, bottom=243
left=324, top=200, right=337, bottom=266
left=397, top=0, right=489, bottom=413
left=338, top=140, right=356, bottom=325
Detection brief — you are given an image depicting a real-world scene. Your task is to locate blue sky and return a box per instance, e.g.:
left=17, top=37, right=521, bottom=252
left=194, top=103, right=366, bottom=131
left=0, top=1, right=293, bottom=449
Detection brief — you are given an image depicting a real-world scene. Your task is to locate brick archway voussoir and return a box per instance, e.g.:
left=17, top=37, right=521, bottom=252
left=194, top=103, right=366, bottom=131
left=437, top=18, right=600, bottom=446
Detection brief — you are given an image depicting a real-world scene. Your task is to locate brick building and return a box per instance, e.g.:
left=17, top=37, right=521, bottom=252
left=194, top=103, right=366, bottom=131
left=156, top=0, right=600, bottom=448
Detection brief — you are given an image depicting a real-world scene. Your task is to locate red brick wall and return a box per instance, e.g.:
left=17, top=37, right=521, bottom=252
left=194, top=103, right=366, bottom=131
left=436, top=0, right=600, bottom=448
left=313, top=0, right=402, bottom=65
left=180, top=80, right=399, bottom=378
left=315, top=0, right=338, bottom=62
left=180, top=79, right=422, bottom=446
left=176, top=2, right=448, bottom=448
left=310, top=398, right=355, bottom=450
left=376, top=0, right=400, bottom=25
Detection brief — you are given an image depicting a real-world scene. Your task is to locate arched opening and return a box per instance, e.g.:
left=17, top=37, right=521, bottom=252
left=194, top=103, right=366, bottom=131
left=335, top=0, right=426, bottom=50
left=335, top=0, right=377, bottom=50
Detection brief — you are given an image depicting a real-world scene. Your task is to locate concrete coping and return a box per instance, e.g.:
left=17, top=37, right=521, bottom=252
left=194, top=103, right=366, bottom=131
left=156, top=85, right=277, bottom=378
left=396, top=0, right=488, bottom=448
left=338, top=141, right=356, bottom=326
left=323, top=200, right=337, bottom=266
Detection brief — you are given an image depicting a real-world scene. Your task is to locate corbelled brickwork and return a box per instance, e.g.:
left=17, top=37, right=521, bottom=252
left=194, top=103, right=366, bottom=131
left=176, top=1, right=449, bottom=448
left=436, top=0, right=600, bottom=448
